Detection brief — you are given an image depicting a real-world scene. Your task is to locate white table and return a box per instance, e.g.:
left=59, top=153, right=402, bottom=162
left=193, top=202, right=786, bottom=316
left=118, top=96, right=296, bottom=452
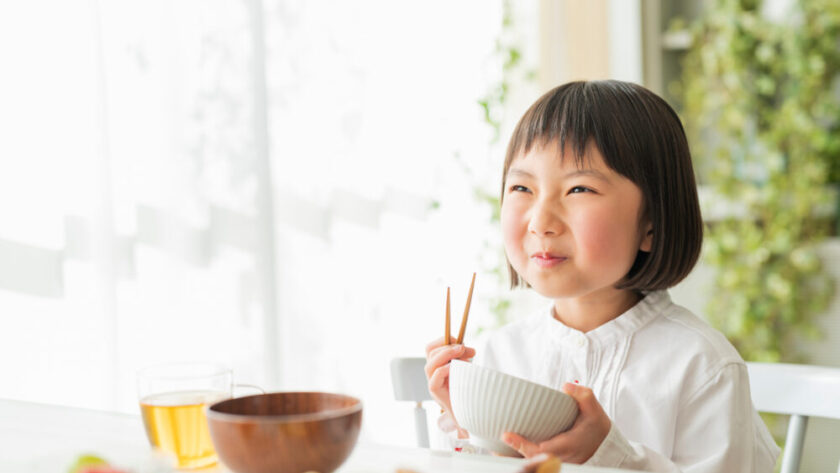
left=0, top=399, right=640, bottom=473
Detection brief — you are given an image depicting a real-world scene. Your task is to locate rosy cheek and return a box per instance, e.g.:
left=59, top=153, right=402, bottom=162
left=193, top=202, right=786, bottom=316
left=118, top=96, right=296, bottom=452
left=500, top=203, right=526, bottom=259
left=576, top=207, right=636, bottom=272
left=572, top=212, right=631, bottom=262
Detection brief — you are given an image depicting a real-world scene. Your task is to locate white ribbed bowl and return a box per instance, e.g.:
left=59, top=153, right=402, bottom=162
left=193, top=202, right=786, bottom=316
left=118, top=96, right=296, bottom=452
left=449, top=360, right=579, bottom=456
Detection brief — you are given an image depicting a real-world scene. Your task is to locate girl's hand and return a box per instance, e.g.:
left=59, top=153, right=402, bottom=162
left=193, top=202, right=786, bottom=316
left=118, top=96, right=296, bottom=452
left=501, top=383, right=611, bottom=464
left=424, top=337, right=476, bottom=433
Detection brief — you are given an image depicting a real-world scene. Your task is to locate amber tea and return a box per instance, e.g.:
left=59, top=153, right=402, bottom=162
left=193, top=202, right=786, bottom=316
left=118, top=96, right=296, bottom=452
left=140, top=390, right=228, bottom=469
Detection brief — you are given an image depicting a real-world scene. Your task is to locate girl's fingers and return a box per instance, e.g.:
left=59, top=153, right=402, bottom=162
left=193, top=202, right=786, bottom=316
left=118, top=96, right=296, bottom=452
left=425, top=341, right=476, bottom=360
left=534, top=432, right=573, bottom=459
left=501, top=432, right=541, bottom=458
left=427, top=362, right=451, bottom=391
left=457, top=346, right=476, bottom=360
left=547, top=383, right=611, bottom=464
left=427, top=363, right=452, bottom=410
left=425, top=336, right=447, bottom=356
left=424, top=344, right=474, bottom=378
left=424, top=344, right=461, bottom=377
left=498, top=384, right=610, bottom=465
left=561, top=383, right=598, bottom=415
left=423, top=338, right=476, bottom=416
left=426, top=336, right=476, bottom=357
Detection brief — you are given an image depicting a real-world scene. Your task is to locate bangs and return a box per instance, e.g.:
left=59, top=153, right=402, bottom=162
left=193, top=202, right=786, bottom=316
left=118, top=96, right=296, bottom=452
left=503, top=81, right=656, bottom=186
left=506, top=82, right=591, bottom=169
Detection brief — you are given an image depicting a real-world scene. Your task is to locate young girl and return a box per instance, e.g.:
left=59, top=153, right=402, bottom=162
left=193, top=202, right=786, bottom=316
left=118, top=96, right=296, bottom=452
left=424, top=80, right=780, bottom=471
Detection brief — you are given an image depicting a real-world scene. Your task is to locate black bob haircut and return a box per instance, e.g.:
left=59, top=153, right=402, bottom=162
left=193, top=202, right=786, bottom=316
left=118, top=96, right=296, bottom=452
left=501, top=80, right=703, bottom=291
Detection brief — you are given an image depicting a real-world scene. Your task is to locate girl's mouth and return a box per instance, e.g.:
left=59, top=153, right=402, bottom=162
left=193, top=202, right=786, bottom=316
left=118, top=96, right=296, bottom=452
left=530, top=252, right=567, bottom=268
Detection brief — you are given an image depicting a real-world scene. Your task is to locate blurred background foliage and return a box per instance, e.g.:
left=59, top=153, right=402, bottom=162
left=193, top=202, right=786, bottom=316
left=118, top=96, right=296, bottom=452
left=473, top=0, right=536, bottom=331
left=680, top=0, right=840, bottom=362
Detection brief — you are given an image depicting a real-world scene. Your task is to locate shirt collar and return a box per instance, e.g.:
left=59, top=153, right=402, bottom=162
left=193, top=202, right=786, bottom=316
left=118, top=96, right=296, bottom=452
left=541, top=291, right=671, bottom=343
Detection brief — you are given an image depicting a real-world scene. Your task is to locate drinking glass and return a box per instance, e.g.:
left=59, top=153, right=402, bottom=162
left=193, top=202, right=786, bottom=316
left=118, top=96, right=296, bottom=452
left=137, top=362, right=253, bottom=469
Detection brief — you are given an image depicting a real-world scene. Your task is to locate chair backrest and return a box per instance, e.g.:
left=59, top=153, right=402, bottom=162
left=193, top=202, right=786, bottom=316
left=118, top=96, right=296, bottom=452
left=746, top=362, right=840, bottom=473
left=390, top=357, right=433, bottom=448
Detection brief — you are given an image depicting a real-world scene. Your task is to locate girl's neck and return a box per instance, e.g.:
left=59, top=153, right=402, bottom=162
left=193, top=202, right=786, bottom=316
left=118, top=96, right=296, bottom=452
left=552, top=289, right=642, bottom=333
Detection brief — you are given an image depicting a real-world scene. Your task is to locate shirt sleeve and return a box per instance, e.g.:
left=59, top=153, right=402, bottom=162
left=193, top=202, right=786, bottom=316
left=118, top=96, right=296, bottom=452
left=586, top=422, right=681, bottom=472
left=586, top=363, right=779, bottom=473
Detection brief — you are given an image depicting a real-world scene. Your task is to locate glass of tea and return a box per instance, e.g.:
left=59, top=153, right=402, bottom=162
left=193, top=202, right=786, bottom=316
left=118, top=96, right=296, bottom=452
left=137, top=362, right=234, bottom=469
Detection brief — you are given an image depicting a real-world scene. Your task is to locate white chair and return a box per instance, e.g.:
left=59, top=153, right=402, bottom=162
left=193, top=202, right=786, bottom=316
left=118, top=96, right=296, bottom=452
left=390, top=357, right=433, bottom=448
left=747, top=362, right=840, bottom=473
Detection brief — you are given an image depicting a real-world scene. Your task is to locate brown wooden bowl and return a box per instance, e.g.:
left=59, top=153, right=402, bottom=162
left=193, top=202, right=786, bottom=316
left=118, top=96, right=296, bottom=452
left=207, top=392, right=362, bottom=473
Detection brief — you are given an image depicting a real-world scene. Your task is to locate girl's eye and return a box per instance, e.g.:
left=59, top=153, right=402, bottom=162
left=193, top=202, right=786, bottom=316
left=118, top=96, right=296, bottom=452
left=509, top=185, right=530, bottom=193
left=568, top=186, right=593, bottom=194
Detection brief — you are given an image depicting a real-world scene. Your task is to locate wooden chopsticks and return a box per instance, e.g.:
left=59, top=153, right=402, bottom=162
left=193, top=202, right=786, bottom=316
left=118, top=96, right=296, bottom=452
left=445, top=272, right=476, bottom=345
left=445, top=287, right=451, bottom=345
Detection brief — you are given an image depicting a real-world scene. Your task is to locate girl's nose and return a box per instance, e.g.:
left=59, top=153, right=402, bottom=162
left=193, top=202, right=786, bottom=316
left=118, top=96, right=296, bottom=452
left=527, top=200, right=562, bottom=236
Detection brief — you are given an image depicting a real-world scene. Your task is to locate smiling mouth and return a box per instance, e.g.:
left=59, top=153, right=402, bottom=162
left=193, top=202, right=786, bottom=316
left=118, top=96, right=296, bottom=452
left=530, top=253, right=567, bottom=268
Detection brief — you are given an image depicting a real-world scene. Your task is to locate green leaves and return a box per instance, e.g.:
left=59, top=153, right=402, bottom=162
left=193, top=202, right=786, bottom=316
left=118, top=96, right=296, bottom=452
left=681, top=0, right=838, bottom=362
left=476, top=0, right=521, bottom=145
left=474, top=0, right=532, bottom=328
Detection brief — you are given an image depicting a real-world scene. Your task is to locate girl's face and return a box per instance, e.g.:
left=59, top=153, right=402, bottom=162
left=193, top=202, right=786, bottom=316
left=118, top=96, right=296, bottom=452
left=501, top=140, right=652, bottom=301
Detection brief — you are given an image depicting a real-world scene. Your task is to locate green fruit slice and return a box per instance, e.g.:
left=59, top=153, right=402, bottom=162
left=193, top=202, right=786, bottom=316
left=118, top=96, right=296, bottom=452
left=68, top=453, right=109, bottom=473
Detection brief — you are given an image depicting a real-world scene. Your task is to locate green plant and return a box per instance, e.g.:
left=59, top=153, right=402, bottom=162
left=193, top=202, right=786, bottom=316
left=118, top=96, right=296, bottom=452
left=474, top=0, right=535, bottom=329
left=478, top=0, right=522, bottom=145
left=680, top=0, right=839, bottom=361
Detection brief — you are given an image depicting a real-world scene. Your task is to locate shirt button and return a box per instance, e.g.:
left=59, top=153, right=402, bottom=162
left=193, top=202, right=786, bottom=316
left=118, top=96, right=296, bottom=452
left=575, top=335, right=587, bottom=347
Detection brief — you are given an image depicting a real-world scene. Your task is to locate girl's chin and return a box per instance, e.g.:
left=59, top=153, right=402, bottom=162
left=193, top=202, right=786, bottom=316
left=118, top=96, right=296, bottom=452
left=523, top=279, right=576, bottom=299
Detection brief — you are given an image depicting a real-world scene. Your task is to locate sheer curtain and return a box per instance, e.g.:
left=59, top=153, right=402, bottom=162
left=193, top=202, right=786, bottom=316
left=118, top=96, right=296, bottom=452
left=0, top=0, right=515, bottom=444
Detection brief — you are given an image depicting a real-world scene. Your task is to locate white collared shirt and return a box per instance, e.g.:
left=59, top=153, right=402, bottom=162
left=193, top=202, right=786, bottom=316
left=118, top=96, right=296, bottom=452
left=474, top=290, right=780, bottom=472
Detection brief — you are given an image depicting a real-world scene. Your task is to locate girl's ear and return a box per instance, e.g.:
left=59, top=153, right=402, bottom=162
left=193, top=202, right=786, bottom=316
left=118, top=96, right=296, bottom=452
left=639, top=223, right=653, bottom=252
